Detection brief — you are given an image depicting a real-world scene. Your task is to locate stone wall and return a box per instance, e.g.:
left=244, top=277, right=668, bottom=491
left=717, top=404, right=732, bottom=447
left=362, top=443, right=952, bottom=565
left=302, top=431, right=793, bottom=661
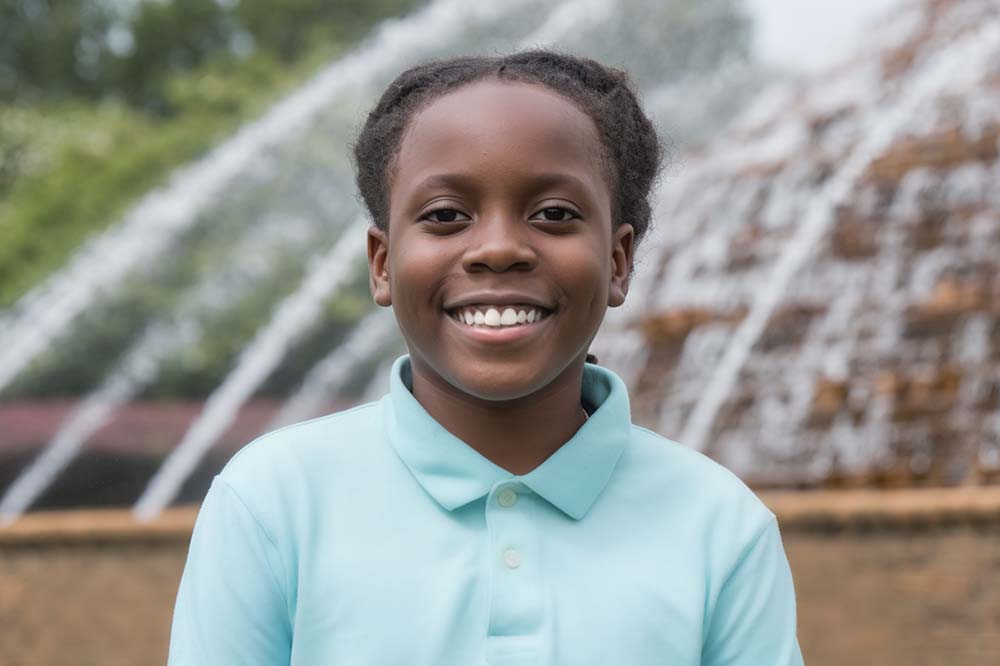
left=608, top=0, right=1000, bottom=487
left=2, top=489, right=999, bottom=665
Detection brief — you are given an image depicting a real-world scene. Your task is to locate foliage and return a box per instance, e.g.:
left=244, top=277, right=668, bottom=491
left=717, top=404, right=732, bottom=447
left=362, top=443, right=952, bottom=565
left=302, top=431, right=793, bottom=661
left=1, top=0, right=423, bottom=109
left=0, top=52, right=310, bottom=305
left=7, top=217, right=377, bottom=398
left=0, top=0, right=424, bottom=307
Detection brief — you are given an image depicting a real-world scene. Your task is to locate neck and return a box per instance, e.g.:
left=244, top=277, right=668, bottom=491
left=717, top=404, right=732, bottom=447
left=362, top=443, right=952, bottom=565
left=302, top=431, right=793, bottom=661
left=409, top=358, right=589, bottom=475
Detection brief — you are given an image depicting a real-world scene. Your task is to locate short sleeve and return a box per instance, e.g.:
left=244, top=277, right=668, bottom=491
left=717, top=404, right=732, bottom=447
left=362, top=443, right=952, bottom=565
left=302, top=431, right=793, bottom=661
left=168, top=477, right=292, bottom=666
left=701, top=518, right=804, bottom=666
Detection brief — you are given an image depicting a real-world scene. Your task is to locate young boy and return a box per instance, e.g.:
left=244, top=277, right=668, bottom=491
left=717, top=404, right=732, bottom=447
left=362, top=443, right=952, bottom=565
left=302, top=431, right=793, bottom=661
left=168, top=51, right=804, bottom=665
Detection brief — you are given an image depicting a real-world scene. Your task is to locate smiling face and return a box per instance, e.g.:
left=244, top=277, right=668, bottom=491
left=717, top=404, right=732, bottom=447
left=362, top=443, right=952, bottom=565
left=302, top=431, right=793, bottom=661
left=367, top=79, right=633, bottom=404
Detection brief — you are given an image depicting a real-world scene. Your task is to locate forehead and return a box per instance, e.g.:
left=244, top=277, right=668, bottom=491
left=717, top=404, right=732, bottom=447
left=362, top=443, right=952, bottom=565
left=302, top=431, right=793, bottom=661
left=392, top=79, right=608, bottom=194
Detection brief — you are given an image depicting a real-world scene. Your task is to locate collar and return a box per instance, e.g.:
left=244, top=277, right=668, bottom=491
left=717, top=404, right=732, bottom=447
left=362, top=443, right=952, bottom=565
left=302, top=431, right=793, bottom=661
left=382, top=355, right=632, bottom=520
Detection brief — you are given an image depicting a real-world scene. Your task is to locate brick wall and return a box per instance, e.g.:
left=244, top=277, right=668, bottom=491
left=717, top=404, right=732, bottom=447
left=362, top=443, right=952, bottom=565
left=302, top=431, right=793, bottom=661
left=2, top=489, right=999, bottom=665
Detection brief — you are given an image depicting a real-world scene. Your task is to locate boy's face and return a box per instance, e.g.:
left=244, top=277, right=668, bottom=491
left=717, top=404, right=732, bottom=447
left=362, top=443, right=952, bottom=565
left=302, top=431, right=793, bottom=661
left=368, top=79, right=633, bottom=402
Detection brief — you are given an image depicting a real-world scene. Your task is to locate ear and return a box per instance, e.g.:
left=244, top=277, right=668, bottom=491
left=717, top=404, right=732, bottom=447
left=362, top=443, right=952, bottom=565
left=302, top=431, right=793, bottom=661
left=608, top=223, right=634, bottom=308
left=367, top=226, right=392, bottom=307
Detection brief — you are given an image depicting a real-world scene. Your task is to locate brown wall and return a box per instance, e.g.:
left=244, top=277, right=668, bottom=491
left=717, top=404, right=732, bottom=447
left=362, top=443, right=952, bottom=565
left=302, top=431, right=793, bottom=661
left=1, top=541, right=187, bottom=666
left=789, top=526, right=1000, bottom=664
left=2, top=489, right=1000, bottom=666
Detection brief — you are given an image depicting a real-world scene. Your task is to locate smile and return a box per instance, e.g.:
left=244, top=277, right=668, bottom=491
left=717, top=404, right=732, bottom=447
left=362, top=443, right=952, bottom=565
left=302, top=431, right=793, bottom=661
left=447, top=305, right=552, bottom=328
left=444, top=304, right=554, bottom=344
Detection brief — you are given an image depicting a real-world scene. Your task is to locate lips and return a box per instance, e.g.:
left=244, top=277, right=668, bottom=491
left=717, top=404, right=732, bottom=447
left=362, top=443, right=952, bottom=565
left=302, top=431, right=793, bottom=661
left=444, top=291, right=556, bottom=343
left=444, top=289, right=554, bottom=307
left=448, top=304, right=551, bottom=328
left=444, top=308, right=551, bottom=346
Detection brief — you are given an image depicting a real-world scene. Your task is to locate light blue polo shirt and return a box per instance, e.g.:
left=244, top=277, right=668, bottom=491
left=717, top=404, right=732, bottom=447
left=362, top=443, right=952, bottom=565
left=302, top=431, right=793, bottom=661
left=169, top=355, right=803, bottom=665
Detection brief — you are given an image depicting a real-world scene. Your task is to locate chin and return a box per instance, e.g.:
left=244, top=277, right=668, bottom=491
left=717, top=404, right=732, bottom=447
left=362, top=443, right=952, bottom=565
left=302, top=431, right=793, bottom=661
left=442, top=359, right=574, bottom=403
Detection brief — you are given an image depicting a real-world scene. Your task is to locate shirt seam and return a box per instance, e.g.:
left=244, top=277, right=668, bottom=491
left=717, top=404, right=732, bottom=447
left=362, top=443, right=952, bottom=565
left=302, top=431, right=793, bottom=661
left=702, top=515, right=778, bottom=650
left=216, top=476, right=293, bottom=621
left=484, top=493, right=498, bottom=641
left=226, top=400, right=381, bottom=468
left=630, top=424, right=688, bottom=444
left=629, top=424, right=662, bottom=438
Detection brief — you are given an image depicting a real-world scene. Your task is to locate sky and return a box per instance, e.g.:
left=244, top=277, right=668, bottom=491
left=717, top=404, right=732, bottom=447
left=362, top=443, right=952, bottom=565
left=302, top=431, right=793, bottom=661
left=747, top=0, right=904, bottom=72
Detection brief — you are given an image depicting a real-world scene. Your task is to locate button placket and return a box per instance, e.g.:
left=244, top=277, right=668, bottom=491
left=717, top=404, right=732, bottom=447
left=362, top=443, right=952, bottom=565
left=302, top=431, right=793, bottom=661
left=492, top=484, right=524, bottom=572
left=485, top=481, right=543, bottom=658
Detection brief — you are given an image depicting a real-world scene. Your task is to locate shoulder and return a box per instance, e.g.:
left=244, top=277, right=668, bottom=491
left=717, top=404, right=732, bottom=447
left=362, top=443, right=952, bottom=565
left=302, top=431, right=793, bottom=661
left=622, top=424, right=776, bottom=559
left=627, top=424, right=771, bottom=508
left=216, top=399, right=384, bottom=514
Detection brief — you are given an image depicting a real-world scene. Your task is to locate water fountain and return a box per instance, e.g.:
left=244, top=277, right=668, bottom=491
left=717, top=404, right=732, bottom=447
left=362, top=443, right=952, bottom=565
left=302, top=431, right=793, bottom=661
left=1, top=0, right=762, bottom=521
left=133, top=221, right=367, bottom=519
left=8, top=0, right=993, bottom=523
left=603, top=0, right=1000, bottom=486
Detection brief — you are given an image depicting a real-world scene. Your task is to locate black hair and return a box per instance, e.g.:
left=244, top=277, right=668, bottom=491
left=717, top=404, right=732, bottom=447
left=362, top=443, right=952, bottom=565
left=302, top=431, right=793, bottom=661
left=352, top=50, right=664, bottom=246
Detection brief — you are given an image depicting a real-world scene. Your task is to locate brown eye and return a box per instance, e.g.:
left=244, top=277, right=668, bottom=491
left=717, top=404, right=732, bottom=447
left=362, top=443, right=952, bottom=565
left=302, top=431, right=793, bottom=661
left=530, top=206, right=580, bottom=222
left=421, top=208, right=470, bottom=224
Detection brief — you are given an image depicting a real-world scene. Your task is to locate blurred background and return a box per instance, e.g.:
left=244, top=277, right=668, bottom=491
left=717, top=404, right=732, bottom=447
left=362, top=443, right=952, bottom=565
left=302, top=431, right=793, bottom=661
left=1, top=0, right=998, bottom=664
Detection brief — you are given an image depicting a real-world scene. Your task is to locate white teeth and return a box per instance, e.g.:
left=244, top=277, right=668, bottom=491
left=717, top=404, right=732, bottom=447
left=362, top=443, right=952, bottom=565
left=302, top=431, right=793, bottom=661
left=453, top=305, right=548, bottom=328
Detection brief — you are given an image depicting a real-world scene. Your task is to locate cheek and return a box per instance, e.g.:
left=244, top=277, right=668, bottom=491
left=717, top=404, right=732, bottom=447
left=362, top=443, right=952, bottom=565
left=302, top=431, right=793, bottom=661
left=554, top=244, right=612, bottom=308
left=387, top=238, right=450, bottom=314
left=390, top=224, right=461, bottom=271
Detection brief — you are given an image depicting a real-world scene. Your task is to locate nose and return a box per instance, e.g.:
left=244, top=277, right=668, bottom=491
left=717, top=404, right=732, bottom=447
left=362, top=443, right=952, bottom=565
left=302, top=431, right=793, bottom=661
left=461, top=213, right=538, bottom=273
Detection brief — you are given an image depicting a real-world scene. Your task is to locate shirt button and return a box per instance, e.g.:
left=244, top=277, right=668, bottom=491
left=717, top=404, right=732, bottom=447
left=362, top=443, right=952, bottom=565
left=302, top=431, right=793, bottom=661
left=502, top=548, right=522, bottom=569
left=497, top=487, right=518, bottom=507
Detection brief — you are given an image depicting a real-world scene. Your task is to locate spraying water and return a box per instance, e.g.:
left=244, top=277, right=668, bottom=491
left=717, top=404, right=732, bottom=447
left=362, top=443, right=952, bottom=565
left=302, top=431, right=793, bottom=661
left=0, top=215, right=349, bottom=523
left=604, top=0, right=1000, bottom=485
left=0, top=0, right=575, bottom=520
left=0, top=0, right=542, bottom=395
left=266, top=309, right=400, bottom=430
left=133, top=221, right=367, bottom=520
left=1, top=0, right=773, bottom=514
left=682, top=17, right=1000, bottom=450
left=0, top=322, right=194, bottom=524
left=129, top=0, right=749, bottom=520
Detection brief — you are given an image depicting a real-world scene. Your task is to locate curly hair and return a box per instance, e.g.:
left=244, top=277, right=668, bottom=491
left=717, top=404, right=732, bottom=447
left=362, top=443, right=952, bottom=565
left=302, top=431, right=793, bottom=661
left=352, top=50, right=664, bottom=246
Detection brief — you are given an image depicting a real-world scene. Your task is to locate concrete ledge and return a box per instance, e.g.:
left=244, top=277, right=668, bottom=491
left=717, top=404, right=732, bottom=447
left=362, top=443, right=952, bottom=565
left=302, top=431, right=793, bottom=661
left=2, top=486, right=1000, bottom=544
left=763, top=486, right=1000, bottom=530
left=0, top=506, right=199, bottom=545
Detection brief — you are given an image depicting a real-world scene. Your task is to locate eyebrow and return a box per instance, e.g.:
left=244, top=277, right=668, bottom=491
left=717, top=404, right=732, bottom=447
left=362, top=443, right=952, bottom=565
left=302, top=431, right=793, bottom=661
left=413, top=172, right=591, bottom=195
left=412, top=173, right=477, bottom=192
